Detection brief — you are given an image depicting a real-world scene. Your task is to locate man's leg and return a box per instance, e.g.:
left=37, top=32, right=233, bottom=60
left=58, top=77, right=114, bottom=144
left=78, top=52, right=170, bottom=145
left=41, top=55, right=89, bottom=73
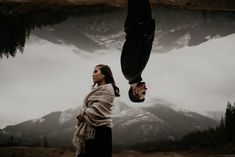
left=124, top=0, right=153, bottom=36
left=121, top=0, right=155, bottom=85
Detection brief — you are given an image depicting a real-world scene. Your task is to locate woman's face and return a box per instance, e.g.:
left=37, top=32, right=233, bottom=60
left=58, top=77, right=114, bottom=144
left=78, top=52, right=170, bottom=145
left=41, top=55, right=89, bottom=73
left=92, top=66, right=105, bottom=84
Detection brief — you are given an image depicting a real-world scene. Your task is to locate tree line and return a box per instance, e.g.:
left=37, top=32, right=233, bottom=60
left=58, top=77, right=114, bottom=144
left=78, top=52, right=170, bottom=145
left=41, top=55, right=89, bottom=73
left=123, top=101, right=235, bottom=153
left=178, top=101, right=235, bottom=152
left=1, top=101, right=235, bottom=154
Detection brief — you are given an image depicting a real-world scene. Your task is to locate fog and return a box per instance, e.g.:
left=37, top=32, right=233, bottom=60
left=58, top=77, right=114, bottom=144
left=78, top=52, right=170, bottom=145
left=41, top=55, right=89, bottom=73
left=0, top=33, right=235, bottom=128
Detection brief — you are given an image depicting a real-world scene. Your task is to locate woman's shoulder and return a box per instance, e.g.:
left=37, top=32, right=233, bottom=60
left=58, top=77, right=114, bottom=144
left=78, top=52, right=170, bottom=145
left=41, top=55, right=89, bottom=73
left=88, top=84, right=115, bottom=102
left=100, top=83, right=114, bottom=93
left=92, top=83, right=114, bottom=96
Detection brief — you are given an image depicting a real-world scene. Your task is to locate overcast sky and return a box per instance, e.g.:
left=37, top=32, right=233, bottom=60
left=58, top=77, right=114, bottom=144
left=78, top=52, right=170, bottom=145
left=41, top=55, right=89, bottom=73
left=0, top=34, right=235, bottom=128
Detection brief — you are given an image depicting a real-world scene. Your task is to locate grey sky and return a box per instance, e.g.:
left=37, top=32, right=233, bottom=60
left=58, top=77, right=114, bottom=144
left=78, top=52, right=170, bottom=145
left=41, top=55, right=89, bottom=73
left=0, top=34, right=235, bottom=128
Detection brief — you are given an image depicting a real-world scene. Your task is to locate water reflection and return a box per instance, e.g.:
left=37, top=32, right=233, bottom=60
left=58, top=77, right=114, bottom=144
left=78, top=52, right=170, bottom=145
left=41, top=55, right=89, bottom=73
left=152, top=9, right=235, bottom=53
left=0, top=4, right=122, bottom=58
left=0, top=4, right=235, bottom=58
left=0, top=7, right=69, bottom=58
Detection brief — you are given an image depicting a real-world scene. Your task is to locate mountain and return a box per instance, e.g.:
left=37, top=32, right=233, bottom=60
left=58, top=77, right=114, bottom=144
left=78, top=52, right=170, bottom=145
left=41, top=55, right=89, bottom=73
left=206, top=111, right=225, bottom=122
left=0, top=100, right=218, bottom=148
left=30, top=8, right=125, bottom=52
left=30, top=8, right=235, bottom=54
left=112, top=99, right=218, bottom=146
left=0, top=109, right=78, bottom=147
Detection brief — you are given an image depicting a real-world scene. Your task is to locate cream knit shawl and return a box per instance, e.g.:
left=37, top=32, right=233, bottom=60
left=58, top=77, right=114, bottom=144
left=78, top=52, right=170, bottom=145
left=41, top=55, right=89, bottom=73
left=73, top=83, right=115, bottom=156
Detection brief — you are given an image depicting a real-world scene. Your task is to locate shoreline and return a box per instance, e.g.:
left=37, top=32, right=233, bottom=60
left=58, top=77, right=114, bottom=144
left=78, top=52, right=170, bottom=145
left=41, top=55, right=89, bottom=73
left=0, top=146, right=234, bottom=157
left=0, top=1, right=235, bottom=16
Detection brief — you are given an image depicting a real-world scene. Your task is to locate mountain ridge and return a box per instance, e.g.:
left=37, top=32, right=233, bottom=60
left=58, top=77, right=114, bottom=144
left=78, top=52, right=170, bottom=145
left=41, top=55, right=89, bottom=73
left=30, top=9, right=235, bottom=54
left=0, top=100, right=218, bottom=148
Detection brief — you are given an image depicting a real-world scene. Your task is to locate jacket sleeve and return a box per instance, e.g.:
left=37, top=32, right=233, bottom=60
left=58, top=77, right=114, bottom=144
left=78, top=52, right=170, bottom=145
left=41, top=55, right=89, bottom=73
left=121, top=19, right=155, bottom=84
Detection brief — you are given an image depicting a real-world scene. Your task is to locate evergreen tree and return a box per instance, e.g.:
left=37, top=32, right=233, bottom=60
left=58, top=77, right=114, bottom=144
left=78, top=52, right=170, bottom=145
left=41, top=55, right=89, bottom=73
left=225, top=102, right=235, bottom=142
left=217, top=116, right=226, bottom=145
left=43, top=135, right=49, bottom=147
left=232, top=102, right=235, bottom=142
left=9, top=135, right=14, bottom=145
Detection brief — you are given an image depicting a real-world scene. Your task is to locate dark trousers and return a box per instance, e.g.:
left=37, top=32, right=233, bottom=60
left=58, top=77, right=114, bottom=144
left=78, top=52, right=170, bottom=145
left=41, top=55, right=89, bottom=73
left=77, top=126, right=112, bottom=157
left=124, top=0, right=153, bottom=37
left=121, top=0, right=155, bottom=83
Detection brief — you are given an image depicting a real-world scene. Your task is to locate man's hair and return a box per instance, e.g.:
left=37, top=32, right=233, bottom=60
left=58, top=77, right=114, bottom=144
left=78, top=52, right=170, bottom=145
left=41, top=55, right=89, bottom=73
left=128, top=86, right=145, bottom=103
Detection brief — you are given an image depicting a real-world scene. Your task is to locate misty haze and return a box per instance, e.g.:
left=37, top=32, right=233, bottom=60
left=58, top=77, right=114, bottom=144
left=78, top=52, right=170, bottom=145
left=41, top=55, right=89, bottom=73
left=0, top=3, right=235, bottom=157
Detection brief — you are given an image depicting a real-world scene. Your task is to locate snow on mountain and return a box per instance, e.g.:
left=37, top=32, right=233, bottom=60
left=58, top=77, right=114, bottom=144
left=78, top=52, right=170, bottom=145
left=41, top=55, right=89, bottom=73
left=59, top=108, right=77, bottom=124
left=0, top=100, right=218, bottom=147
left=112, top=100, right=132, bottom=117
left=30, top=118, right=46, bottom=124
left=112, top=100, right=218, bottom=145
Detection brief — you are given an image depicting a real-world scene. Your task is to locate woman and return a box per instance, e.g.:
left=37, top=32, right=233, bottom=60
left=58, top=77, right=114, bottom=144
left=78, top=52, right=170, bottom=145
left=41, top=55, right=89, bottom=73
left=73, top=64, right=120, bottom=157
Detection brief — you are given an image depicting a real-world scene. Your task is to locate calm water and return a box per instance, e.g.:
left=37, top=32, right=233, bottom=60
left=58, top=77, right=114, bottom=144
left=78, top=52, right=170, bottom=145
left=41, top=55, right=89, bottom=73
left=0, top=3, right=235, bottom=58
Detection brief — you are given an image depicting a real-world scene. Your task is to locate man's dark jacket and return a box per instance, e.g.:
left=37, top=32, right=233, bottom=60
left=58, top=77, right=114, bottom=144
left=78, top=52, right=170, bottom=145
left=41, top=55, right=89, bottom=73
left=121, top=18, right=155, bottom=84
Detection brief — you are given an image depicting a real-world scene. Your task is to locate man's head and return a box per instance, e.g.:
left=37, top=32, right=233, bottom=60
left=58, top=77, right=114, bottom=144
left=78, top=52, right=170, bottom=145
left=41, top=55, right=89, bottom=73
left=128, top=82, right=147, bottom=103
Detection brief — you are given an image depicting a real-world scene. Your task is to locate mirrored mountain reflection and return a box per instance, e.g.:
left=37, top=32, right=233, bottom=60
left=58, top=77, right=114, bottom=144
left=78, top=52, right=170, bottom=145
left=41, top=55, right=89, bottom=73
left=0, top=8, right=69, bottom=58
left=0, top=4, right=235, bottom=58
left=152, top=9, right=235, bottom=53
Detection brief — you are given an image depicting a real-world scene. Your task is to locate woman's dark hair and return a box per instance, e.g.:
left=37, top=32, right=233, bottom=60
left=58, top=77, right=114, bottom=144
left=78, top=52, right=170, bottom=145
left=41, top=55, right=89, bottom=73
left=94, top=64, right=120, bottom=97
